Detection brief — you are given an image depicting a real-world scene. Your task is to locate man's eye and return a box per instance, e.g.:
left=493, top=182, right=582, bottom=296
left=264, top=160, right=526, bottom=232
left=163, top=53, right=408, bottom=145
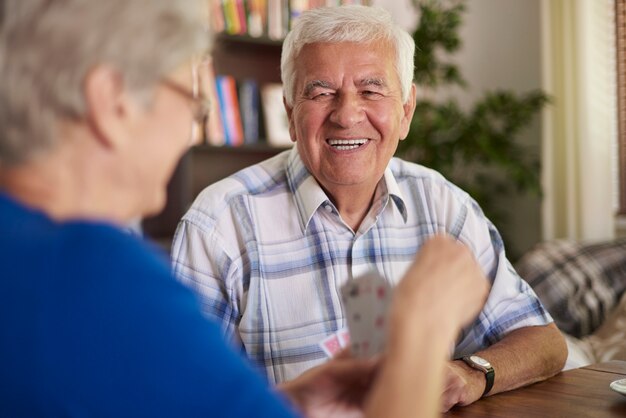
left=362, top=90, right=383, bottom=98
left=312, top=92, right=333, bottom=100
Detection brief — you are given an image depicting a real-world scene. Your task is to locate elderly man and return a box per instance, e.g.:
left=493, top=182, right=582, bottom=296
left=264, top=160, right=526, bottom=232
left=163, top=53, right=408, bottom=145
left=172, top=4, right=567, bottom=411
left=0, top=1, right=491, bottom=417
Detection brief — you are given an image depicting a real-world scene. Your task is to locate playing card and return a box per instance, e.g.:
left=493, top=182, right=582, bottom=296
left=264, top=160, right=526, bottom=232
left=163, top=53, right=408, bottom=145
left=371, top=276, right=392, bottom=352
left=319, top=333, right=342, bottom=357
left=340, top=279, right=370, bottom=356
left=338, top=328, right=351, bottom=348
left=318, top=327, right=351, bottom=358
left=340, top=270, right=392, bottom=358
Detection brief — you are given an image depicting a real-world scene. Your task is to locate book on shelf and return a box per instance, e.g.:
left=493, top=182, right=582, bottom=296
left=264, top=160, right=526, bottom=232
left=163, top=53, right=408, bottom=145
left=238, top=79, right=261, bottom=144
left=201, top=72, right=289, bottom=148
left=247, top=0, right=267, bottom=37
left=223, top=0, right=242, bottom=35
left=235, top=0, right=248, bottom=35
left=261, top=83, right=292, bottom=147
left=267, top=0, right=288, bottom=40
left=215, top=75, right=245, bottom=146
left=213, top=0, right=371, bottom=39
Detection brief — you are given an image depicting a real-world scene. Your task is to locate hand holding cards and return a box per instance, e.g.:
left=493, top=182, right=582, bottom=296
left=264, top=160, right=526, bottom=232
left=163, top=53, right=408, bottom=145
left=341, top=271, right=393, bottom=358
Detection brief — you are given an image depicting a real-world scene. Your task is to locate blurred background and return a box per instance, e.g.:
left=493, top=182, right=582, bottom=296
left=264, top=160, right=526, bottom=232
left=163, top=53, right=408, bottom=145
left=145, top=0, right=624, bottom=262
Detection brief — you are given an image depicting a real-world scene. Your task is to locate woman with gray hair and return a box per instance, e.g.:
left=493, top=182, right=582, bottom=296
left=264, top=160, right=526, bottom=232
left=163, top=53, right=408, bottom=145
left=0, top=1, right=487, bottom=417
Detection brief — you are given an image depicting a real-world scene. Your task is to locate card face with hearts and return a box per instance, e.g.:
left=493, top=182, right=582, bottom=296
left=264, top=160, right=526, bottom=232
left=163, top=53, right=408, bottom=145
left=340, top=270, right=392, bottom=358
left=338, top=328, right=351, bottom=348
left=319, top=327, right=351, bottom=358
left=319, top=333, right=342, bottom=357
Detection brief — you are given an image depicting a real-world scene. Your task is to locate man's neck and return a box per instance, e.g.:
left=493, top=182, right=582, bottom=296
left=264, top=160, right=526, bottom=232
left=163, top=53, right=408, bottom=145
left=324, top=182, right=380, bottom=232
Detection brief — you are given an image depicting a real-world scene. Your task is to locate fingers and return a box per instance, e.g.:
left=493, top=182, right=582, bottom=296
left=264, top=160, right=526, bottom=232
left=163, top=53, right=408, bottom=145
left=333, top=347, right=352, bottom=360
left=326, top=356, right=380, bottom=381
left=396, top=235, right=489, bottom=326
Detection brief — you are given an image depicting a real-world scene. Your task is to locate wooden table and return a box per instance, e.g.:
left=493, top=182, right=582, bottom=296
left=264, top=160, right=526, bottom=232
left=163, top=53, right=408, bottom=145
left=445, top=361, right=626, bottom=417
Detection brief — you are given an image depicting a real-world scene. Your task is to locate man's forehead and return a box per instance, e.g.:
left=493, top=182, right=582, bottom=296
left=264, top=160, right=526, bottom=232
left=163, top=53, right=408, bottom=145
left=294, top=41, right=395, bottom=81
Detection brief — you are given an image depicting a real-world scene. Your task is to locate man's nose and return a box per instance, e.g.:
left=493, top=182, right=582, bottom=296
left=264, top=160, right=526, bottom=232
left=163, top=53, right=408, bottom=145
left=329, top=93, right=365, bottom=128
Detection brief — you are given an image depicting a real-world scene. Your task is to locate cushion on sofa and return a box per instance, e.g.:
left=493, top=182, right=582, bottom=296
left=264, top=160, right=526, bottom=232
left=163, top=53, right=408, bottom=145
left=515, top=239, right=626, bottom=338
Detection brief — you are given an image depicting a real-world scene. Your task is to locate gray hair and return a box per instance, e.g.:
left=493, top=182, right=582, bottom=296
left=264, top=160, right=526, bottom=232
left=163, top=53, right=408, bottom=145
left=281, top=5, right=415, bottom=107
left=0, top=0, right=211, bottom=166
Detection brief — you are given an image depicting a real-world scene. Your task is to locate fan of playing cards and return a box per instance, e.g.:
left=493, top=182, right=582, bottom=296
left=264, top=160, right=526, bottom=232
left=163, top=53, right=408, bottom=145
left=319, top=271, right=393, bottom=358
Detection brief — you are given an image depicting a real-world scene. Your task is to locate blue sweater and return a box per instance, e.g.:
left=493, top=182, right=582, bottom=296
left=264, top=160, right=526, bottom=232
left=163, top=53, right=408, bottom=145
left=0, top=192, right=297, bottom=418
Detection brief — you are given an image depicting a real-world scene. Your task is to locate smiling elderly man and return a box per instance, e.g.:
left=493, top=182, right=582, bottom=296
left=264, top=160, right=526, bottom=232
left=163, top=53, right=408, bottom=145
left=172, top=5, right=567, bottom=411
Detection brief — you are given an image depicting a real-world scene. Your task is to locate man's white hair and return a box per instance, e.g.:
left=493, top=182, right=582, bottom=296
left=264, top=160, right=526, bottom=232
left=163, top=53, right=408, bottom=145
left=281, top=5, right=415, bottom=107
left=0, top=0, right=210, bottom=165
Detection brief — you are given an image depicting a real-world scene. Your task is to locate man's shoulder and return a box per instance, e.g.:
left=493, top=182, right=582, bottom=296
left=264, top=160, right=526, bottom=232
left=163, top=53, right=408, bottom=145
left=185, top=150, right=292, bottom=220
left=390, top=157, right=442, bottom=179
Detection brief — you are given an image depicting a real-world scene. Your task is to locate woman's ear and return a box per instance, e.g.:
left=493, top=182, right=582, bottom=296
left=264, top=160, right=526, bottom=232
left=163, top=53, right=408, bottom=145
left=83, top=65, right=135, bottom=149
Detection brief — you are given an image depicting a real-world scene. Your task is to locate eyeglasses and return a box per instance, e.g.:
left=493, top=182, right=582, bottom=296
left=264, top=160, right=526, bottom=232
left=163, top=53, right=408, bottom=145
left=160, top=65, right=210, bottom=143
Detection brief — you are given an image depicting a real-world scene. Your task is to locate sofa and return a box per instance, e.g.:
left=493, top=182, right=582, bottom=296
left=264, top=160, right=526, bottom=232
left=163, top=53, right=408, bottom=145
left=515, top=238, right=626, bottom=368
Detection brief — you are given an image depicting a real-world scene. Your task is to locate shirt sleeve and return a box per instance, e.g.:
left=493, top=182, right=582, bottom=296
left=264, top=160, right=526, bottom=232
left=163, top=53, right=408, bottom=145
left=451, top=196, right=553, bottom=356
left=171, top=217, right=243, bottom=341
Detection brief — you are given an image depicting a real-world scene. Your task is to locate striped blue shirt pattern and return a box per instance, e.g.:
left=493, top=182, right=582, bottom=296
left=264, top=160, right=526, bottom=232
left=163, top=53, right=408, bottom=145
left=171, top=147, right=552, bottom=383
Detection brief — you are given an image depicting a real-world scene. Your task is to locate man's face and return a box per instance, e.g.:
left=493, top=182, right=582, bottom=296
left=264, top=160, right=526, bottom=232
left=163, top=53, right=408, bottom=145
left=286, top=40, right=416, bottom=198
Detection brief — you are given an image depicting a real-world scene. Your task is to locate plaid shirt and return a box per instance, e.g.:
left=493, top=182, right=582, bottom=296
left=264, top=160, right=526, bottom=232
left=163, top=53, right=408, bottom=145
left=171, top=147, right=552, bottom=383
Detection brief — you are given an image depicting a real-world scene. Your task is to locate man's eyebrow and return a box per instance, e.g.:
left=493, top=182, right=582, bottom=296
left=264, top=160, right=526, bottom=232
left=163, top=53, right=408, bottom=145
left=303, top=80, right=334, bottom=96
left=359, top=77, right=386, bottom=88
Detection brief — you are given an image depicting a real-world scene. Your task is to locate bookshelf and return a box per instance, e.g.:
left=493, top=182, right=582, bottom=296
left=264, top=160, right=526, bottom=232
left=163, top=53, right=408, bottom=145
left=213, top=34, right=282, bottom=84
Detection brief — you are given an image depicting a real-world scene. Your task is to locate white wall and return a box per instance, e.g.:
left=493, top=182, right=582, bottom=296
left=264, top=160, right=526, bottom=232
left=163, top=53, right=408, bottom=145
left=374, top=0, right=543, bottom=257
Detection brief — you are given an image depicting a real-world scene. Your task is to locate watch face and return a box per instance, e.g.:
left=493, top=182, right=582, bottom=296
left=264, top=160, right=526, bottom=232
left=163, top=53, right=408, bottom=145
left=470, top=355, right=491, bottom=367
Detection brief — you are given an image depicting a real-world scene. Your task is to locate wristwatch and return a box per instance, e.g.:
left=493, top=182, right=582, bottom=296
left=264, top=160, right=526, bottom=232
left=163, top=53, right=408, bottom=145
left=462, top=355, right=495, bottom=397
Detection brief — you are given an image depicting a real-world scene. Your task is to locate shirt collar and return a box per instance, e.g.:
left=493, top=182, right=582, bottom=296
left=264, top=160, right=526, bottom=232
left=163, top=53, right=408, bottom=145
left=286, top=147, right=329, bottom=232
left=286, top=148, right=408, bottom=232
left=382, top=163, right=408, bottom=223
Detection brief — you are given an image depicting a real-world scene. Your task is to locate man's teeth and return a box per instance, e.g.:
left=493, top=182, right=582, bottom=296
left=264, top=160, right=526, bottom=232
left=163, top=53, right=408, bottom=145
left=328, top=139, right=367, bottom=150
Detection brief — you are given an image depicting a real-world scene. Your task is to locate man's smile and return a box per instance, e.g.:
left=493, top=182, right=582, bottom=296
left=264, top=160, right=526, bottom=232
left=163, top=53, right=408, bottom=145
left=326, top=138, right=369, bottom=150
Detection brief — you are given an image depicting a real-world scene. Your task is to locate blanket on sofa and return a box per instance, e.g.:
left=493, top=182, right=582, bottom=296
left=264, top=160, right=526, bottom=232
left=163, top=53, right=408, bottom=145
left=515, top=238, right=626, bottom=338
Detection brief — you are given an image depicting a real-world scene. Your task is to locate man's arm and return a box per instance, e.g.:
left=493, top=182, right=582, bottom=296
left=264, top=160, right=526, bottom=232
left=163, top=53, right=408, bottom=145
left=442, top=323, right=567, bottom=411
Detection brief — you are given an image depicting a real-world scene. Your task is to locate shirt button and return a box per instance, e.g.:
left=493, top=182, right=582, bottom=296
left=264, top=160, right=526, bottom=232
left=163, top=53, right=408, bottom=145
left=324, top=205, right=333, bottom=213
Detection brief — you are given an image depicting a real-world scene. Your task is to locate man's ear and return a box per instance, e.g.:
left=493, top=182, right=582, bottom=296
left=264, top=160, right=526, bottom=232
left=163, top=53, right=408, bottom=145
left=283, top=96, right=297, bottom=143
left=399, top=83, right=417, bottom=141
left=83, top=65, right=134, bottom=149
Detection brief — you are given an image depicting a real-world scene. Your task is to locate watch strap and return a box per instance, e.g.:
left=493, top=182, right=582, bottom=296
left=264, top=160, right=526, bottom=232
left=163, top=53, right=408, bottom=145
left=482, top=366, right=495, bottom=396
left=461, top=355, right=495, bottom=397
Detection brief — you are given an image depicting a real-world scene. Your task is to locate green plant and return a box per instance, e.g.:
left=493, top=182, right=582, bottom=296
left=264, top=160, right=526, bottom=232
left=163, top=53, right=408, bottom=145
left=398, top=0, right=548, bottom=246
